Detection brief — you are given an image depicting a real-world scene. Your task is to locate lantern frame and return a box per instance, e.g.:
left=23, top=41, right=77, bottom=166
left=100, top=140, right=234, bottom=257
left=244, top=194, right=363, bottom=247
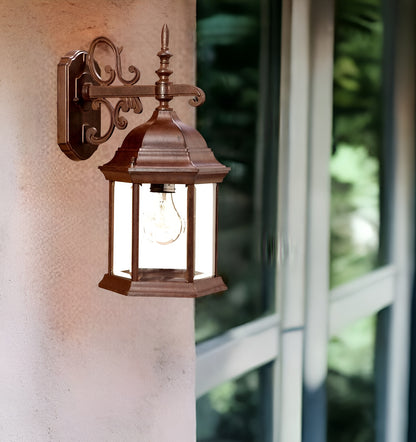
left=57, top=26, right=230, bottom=297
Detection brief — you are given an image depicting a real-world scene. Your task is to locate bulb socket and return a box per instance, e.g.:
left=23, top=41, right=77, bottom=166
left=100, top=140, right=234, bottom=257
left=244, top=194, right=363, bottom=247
left=150, top=183, right=176, bottom=193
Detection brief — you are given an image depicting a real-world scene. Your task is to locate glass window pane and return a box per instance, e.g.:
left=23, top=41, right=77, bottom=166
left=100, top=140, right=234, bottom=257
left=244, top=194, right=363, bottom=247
left=197, top=364, right=272, bottom=442
left=139, top=184, right=187, bottom=270
left=195, top=184, right=216, bottom=280
left=195, top=0, right=279, bottom=342
left=330, top=0, right=384, bottom=288
left=113, top=181, right=132, bottom=278
left=327, top=315, right=377, bottom=442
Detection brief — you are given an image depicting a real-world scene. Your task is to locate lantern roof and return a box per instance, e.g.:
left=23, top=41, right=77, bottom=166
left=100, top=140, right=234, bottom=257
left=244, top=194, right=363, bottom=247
left=99, top=24, right=229, bottom=184
left=99, top=107, right=230, bottom=184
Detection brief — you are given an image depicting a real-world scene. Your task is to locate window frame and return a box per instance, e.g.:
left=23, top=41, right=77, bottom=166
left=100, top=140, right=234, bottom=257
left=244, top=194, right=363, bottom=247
left=195, top=0, right=415, bottom=441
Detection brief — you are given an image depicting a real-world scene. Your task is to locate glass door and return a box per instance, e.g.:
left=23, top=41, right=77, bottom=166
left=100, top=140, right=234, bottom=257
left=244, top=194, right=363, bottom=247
left=195, top=0, right=281, bottom=440
left=195, top=0, right=415, bottom=441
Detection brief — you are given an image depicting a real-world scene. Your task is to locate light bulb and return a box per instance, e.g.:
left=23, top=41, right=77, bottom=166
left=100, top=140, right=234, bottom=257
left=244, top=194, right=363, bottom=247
left=142, top=191, right=185, bottom=245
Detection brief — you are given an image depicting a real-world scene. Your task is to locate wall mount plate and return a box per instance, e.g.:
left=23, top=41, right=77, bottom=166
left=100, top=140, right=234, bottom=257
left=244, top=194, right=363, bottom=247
left=57, top=50, right=101, bottom=161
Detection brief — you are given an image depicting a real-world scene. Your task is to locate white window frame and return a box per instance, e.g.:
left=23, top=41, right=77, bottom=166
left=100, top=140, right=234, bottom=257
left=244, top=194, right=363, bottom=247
left=195, top=0, right=415, bottom=441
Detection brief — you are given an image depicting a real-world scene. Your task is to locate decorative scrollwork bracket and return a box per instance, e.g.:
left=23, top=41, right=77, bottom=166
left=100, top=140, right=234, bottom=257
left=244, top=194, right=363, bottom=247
left=57, top=25, right=205, bottom=161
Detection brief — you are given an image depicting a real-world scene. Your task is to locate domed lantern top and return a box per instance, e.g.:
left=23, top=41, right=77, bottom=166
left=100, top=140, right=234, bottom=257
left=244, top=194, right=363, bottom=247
left=99, top=108, right=229, bottom=185
left=57, top=25, right=230, bottom=297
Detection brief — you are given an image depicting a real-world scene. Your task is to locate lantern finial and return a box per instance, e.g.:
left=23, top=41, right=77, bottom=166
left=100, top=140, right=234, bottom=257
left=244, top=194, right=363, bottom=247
left=155, top=25, right=173, bottom=110
left=161, top=24, right=169, bottom=50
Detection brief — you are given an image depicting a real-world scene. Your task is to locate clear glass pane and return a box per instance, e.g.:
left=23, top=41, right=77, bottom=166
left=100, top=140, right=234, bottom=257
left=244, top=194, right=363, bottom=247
left=327, top=315, right=377, bottom=442
left=330, top=0, right=384, bottom=288
left=197, top=365, right=272, bottom=442
left=113, top=181, right=132, bottom=278
left=195, top=183, right=216, bottom=280
left=139, top=184, right=187, bottom=270
left=195, top=0, right=279, bottom=342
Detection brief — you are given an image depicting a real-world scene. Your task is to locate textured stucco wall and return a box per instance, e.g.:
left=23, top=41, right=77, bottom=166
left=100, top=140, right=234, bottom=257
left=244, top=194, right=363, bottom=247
left=0, top=1, right=196, bottom=441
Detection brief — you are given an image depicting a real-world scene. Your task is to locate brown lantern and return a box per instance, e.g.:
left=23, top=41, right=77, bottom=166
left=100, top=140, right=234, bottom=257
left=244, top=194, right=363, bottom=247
left=57, top=26, right=230, bottom=297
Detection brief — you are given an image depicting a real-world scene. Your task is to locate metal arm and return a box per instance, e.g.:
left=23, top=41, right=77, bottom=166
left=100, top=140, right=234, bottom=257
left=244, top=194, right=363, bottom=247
left=57, top=25, right=205, bottom=161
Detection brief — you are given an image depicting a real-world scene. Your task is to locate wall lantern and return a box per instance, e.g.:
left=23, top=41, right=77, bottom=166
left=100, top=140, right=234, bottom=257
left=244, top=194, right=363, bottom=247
left=57, top=26, right=230, bottom=297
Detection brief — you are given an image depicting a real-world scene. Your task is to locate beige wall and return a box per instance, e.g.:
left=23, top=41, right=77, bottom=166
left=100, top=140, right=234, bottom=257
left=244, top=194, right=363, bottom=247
left=0, top=1, right=196, bottom=440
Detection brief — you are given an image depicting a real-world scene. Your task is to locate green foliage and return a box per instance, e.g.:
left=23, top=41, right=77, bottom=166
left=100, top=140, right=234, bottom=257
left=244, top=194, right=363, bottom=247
left=328, top=316, right=376, bottom=378
left=195, top=0, right=266, bottom=344
left=330, top=0, right=383, bottom=287
left=197, top=370, right=263, bottom=442
left=327, top=316, right=377, bottom=442
left=332, top=0, right=383, bottom=155
left=327, top=369, right=375, bottom=442
left=328, top=0, right=383, bottom=440
left=330, top=144, right=379, bottom=287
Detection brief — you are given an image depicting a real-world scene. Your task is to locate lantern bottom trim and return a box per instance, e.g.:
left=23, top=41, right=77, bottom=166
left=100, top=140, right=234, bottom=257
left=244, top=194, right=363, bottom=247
left=99, top=273, right=227, bottom=298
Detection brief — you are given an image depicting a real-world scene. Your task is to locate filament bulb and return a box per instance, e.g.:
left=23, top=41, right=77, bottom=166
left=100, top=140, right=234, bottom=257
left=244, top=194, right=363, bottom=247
left=143, top=191, right=184, bottom=245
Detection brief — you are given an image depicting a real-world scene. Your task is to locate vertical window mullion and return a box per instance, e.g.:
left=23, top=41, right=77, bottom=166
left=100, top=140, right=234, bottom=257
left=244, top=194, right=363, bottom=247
left=302, top=0, right=334, bottom=440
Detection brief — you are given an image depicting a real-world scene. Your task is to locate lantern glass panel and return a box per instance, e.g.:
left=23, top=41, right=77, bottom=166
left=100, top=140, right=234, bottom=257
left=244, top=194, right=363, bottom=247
left=112, top=181, right=132, bottom=279
left=195, top=183, right=216, bottom=279
left=139, top=183, right=187, bottom=271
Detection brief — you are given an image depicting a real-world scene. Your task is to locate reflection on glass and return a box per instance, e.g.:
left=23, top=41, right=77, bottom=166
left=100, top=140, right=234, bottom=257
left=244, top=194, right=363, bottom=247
left=330, top=0, right=384, bottom=288
left=113, top=181, right=132, bottom=278
left=327, top=315, right=377, bottom=442
left=195, top=0, right=278, bottom=342
left=197, top=365, right=271, bottom=442
left=195, top=184, right=216, bottom=280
